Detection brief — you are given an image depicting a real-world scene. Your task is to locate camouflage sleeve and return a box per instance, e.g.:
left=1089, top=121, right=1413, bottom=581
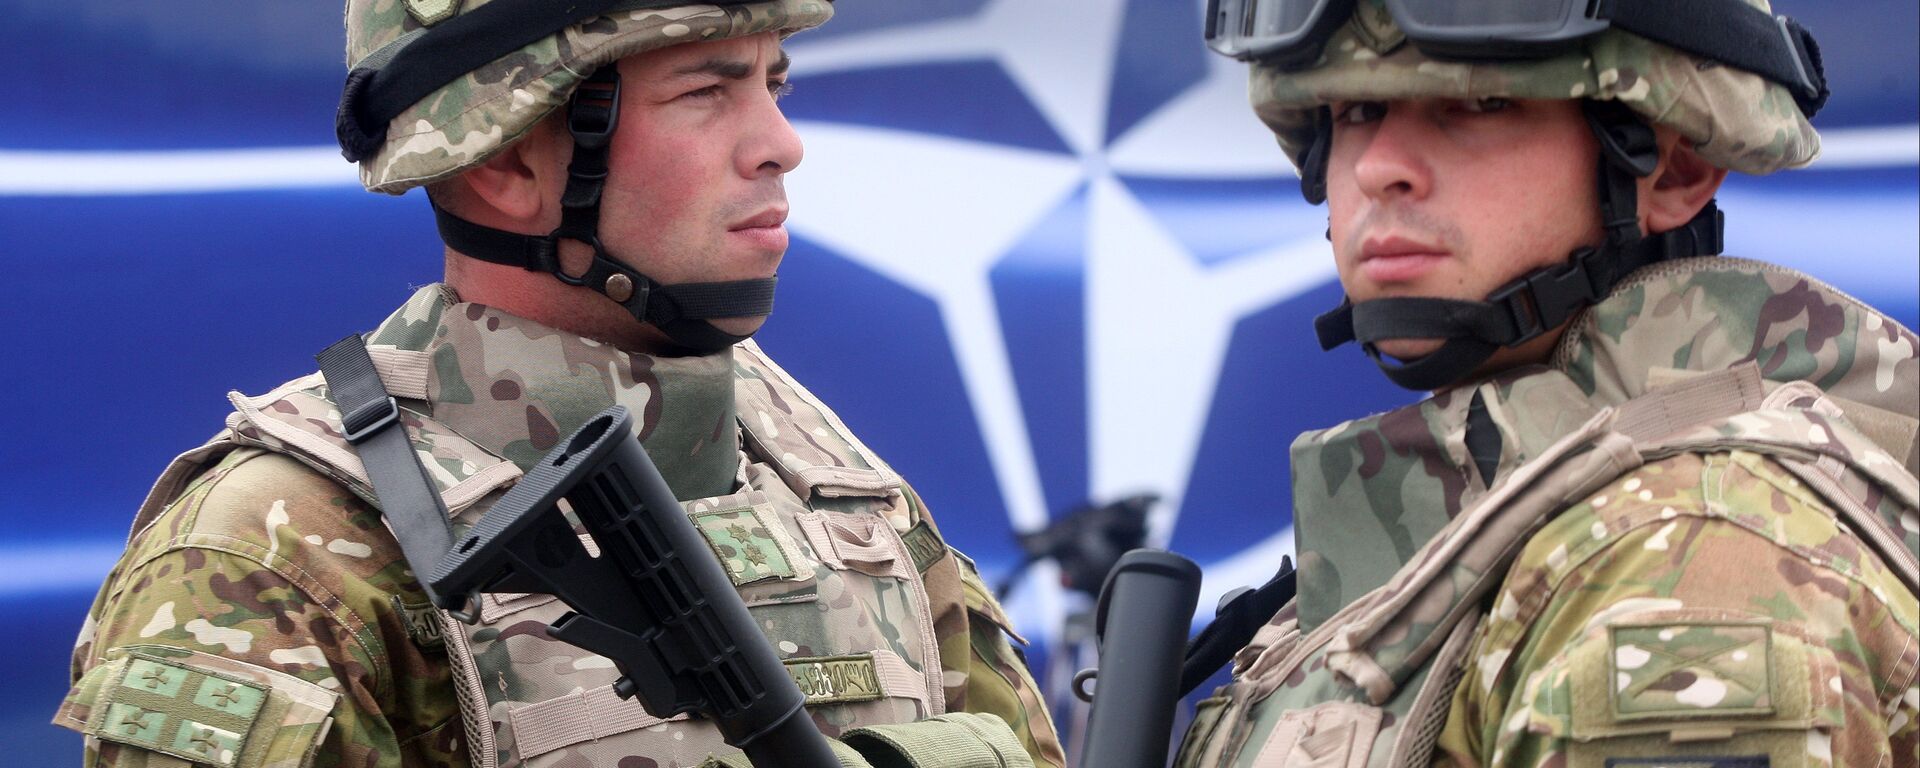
left=56, top=449, right=464, bottom=768
left=955, top=557, right=1068, bottom=768
left=898, top=483, right=1066, bottom=768
left=1438, top=451, right=1920, bottom=768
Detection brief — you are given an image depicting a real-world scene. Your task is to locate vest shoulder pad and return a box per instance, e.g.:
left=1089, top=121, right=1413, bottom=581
left=733, top=340, right=902, bottom=500
left=224, top=362, right=521, bottom=514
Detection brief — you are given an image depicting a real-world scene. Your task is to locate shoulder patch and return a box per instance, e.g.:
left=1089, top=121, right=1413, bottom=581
left=60, top=646, right=338, bottom=768
left=900, top=520, right=948, bottom=574
left=1610, top=621, right=1774, bottom=719
left=1606, top=758, right=1768, bottom=768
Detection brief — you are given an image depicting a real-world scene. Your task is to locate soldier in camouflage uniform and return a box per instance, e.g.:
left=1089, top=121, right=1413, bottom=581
left=54, top=1, right=1064, bottom=767
left=1175, top=1, right=1918, bottom=767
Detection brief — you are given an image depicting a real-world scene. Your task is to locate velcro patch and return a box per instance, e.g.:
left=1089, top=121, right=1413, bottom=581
left=900, top=520, right=948, bottom=574
left=1605, top=757, right=1769, bottom=768
left=784, top=654, right=883, bottom=705
left=405, top=0, right=460, bottom=26
left=691, top=506, right=799, bottom=586
left=1609, top=622, right=1774, bottom=719
left=84, top=652, right=267, bottom=768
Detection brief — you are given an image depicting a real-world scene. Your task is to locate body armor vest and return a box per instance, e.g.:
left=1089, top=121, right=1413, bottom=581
left=127, top=307, right=959, bottom=768
left=1175, top=259, right=1920, bottom=768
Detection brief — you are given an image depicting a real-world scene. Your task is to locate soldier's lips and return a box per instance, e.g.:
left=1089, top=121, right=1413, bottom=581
left=728, top=208, right=788, bottom=253
left=1358, top=236, right=1449, bottom=284
left=726, top=223, right=788, bottom=253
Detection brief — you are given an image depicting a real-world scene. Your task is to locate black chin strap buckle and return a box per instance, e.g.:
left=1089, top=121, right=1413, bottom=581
left=1485, top=247, right=1608, bottom=346
left=567, top=69, right=622, bottom=150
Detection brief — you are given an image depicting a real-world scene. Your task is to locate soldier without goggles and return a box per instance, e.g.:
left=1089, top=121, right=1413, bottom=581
left=54, top=2, right=1065, bottom=767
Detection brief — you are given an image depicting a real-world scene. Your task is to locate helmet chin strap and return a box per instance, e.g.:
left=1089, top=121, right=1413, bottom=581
left=1314, top=101, right=1725, bottom=391
left=432, top=67, right=778, bottom=354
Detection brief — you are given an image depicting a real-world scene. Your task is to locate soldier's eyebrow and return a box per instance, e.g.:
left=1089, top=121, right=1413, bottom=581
left=673, top=50, right=791, bottom=80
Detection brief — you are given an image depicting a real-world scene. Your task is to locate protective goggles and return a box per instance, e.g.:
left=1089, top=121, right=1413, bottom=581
left=1204, top=0, right=1827, bottom=115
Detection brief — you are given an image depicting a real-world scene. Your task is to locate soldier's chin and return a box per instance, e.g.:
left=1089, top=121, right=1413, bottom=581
left=709, top=315, right=769, bottom=337
left=1373, top=338, right=1444, bottom=361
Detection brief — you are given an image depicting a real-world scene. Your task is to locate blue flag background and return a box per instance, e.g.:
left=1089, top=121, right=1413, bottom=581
left=4, top=0, right=1914, bottom=762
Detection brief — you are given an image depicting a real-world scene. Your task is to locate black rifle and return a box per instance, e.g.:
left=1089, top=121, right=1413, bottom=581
left=1076, top=549, right=1203, bottom=768
left=429, top=405, right=838, bottom=768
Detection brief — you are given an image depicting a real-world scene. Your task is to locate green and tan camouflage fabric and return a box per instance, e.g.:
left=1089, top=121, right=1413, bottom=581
left=346, top=0, right=833, bottom=193
left=1247, top=0, right=1820, bottom=176
left=60, top=285, right=1064, bottom=768
left=1176, top=258, right=1919, bottom=768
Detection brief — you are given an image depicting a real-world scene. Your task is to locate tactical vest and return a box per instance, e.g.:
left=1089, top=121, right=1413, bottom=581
left=1174, top=259, right=1920, bottom=768
left=127, top=339, right=957, bottom=768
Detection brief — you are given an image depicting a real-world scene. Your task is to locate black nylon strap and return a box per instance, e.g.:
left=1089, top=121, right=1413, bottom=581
left=1365, top=337, right=1501, bottom=392
left=657, top=280, right=780, bottom=320
left=1320, top=201, right=1724, bottom=391
left=1179, top=557, right=1295, bottom=698
left=316, top=336, right=457, bottom=601
left=1313, top=300, right=1355, bottom=350
left=434, top=201, right=779, bottom=323
left=1603, top=0, right=1828, bottom=115
left=1350, top=297, right=1521, bottom=346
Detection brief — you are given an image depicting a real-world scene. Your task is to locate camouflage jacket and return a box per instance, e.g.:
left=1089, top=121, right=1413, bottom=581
left=56, top=285, right=1064, bottom=768
left=1175, top=257, right=1919, bottom=768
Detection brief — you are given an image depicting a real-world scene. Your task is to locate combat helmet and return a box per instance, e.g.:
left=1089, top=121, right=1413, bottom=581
left=1205, top=0, right=1829, bottom=389
left=335, top=0, right=834, bottom=352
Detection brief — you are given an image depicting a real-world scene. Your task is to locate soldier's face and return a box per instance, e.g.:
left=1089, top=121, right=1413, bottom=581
left=1323, top=97, right=1604, bottom=366
left=595, top=32, right=801, bottom=337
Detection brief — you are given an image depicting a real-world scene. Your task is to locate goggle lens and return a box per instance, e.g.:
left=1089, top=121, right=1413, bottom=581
left=1390, top=0, right=1577, bottom=29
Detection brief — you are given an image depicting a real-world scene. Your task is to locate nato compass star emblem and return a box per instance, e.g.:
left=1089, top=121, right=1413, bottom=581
left=776, top=0, right=1409, bottom=625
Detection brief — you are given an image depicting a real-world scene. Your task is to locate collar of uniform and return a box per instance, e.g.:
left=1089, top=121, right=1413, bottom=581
left=364, top=284, right=742, bottom=501
left=1288, top=257, right=1920, bottom=631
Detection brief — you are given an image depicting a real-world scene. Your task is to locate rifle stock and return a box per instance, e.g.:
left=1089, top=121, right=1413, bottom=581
left=429, top=405, right=838, bottom=768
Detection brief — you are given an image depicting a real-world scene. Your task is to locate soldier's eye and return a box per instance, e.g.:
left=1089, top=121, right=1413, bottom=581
left=682, top=85, right=724, bottom=101
left=1333, top=101, right=1386, bottom=125
left=770, top=81, right=794, bottom=101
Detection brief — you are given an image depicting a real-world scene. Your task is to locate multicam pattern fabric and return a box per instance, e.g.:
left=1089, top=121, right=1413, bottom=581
left=1247, top=0, right=1820, bottom=176
left=60, top=645, right=343, bottom=768
left=1289, top=371, right=1602, bottom=631
left=1176, top=259, right=1919, bottom=768
left=61, top=285, right=1064, bottom=768
left=60, top=446, right=466, bottom=768
left=346, top=0, right=833, bottom=193
left=1557, top=257, right=1920, bottom=478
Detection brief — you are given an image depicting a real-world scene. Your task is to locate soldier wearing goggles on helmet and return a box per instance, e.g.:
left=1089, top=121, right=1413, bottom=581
left=1172, top=1, right=1918, bottom=767
left=53, top=2, right=1064, bottom=767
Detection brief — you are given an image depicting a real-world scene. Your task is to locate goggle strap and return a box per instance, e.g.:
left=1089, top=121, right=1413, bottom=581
left=1603, top=0, right=1828, bottom=116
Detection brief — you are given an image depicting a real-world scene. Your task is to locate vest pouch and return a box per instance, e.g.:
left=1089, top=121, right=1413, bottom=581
left=1174, top=695, right=1233, bottom=768
left=1248, top=701, right=1384, bottom=768
left=794, top=510, right=917, bottom=582
left=1185, top=606, right=1480, bottom=768
left=1521, top=608, right=1847, bottom=768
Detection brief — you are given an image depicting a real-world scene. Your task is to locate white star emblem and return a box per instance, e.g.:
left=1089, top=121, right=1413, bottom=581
left=785, top=0, right=1329, bottom=620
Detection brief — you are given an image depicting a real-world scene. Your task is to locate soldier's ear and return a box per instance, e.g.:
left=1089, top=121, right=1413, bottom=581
left=1639, top=129, right=1728, bottom=236
left=457, top=117, right=567, bottom=229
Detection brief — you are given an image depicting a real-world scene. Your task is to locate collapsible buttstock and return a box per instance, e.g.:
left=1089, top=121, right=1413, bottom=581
left=429, top=406, right=838, bottom=768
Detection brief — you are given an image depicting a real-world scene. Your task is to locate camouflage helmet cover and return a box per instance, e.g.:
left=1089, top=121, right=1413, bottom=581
left=345, top=0, right=833, bottom=194
left=1250, top=0, right=1821, bottom=177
